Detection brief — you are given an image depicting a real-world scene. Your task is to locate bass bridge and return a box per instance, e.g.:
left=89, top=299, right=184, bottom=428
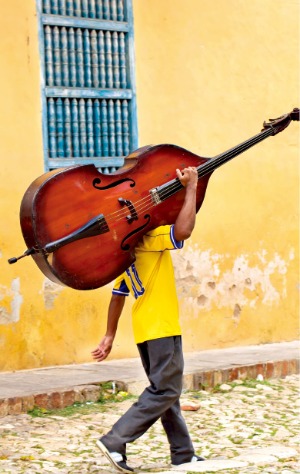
left=118, top=198, right=138, bottom=223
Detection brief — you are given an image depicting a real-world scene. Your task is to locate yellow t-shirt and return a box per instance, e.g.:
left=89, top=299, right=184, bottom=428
left=112, top=225, right=183, bottom=344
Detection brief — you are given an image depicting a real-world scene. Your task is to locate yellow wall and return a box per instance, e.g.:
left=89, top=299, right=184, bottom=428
left=0, top=0, right=299, bottom=371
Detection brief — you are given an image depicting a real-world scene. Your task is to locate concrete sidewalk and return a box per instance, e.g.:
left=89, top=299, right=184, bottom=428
left=0, top=341, right=299, bottom=416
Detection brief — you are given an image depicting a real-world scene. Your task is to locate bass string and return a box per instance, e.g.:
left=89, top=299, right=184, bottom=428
left=99, top=155, right=218, bottom=227
left=102, top=175, right=187, bottom=227
left=103, top=193, right=155, bottom=227
left=103, top=190, right=169, bottom=228
left=100, top=176, right=181, bottom=226
left=99, top=129, right=269, bottom=227
left=104, top=174, right=187, bottom=225
left=157, top=129, right=273, bottom=196
left=151, top=128, right=273, bottom=203
left=197, top=129, right=272, bottom=178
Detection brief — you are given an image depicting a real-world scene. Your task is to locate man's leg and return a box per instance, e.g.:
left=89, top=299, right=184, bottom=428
left=158, top=335, right=194, bottom=464
left=161, top=399, right=195, bottom=464
left=100, top=336, right=187, bottom=457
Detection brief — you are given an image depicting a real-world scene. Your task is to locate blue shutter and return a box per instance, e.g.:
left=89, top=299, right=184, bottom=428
left=36, top=0, right=138, bottom=172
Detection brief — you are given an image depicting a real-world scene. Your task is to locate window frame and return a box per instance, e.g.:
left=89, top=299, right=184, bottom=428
left=36, top=0, right=138, bottom=172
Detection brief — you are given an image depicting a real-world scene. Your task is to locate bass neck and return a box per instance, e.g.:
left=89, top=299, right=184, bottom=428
left=198, top=127, right=273, bottom=179
left=152, top=108, right=299, bottom=202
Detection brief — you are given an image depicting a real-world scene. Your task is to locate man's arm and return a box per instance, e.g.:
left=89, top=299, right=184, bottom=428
left=173, top=166, right=198, bottom=242
left=91, top=293, right=126, bottom=362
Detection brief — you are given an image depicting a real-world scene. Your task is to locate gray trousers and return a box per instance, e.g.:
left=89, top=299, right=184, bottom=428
left=100, top=336, right=195, bottom=464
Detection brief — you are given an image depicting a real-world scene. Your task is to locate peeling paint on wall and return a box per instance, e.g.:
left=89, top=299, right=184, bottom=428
left=40, top=279, right=64, bottom=310
left=0, top=278, right=23, bottom=324
left=172, top=245, right=294, bottom=324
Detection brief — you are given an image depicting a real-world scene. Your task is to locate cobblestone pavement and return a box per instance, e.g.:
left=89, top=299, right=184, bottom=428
left=0, top=375, right=299, bottom=474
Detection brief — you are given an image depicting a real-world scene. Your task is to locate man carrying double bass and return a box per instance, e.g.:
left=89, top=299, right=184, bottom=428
left=92, top=166, right=205, bottom=473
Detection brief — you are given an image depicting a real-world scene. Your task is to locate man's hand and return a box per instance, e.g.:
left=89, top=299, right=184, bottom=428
left=91, top=294, right=125, bottom=362
left=176, top=166, right=198, bottom=189
left=173, top=166, right=198, bottom=242
left=92, top=335, right=114, bottom=362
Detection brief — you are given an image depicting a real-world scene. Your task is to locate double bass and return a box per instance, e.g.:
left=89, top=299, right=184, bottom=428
left=9, top=109, right=299, bottom=290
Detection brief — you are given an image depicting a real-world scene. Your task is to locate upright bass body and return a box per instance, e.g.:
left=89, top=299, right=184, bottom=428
left=17, top=109, right=299, bottom=290
left=20, top=144, right=211, bottom=290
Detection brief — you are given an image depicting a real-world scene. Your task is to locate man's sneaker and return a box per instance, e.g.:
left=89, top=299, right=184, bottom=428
left=191, top=455, right=205, bottom=462
left=96, top=439, right=134, bottom=473
left=171, top=454, right=205, bottom=466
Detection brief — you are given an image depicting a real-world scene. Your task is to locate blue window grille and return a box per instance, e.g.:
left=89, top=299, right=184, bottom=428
left=36, top=0, right=138, bottom=172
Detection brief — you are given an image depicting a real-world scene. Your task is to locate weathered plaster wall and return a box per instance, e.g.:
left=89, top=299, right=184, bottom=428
left=133, top=0, right=299, bottom=350
left=0, top=0, right=298, bottom=371
left=173, top=245, right=297, bottom=349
